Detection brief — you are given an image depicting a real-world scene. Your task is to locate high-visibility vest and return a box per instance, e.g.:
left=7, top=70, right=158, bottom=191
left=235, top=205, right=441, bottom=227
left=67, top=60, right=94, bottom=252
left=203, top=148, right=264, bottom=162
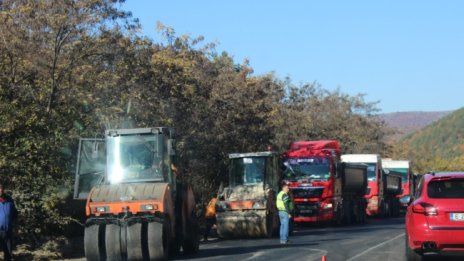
left=276, top=191, right=289, bottom=212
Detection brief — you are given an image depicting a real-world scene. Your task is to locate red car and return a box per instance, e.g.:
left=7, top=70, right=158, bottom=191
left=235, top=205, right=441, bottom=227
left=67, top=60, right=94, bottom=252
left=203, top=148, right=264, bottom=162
left=405, top=172, right=464, bottom=260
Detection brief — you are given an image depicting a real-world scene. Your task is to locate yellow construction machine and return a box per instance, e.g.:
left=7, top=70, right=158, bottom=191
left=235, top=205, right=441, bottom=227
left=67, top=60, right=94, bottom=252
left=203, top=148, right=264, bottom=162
left=215, top=151, right=281, bottom=238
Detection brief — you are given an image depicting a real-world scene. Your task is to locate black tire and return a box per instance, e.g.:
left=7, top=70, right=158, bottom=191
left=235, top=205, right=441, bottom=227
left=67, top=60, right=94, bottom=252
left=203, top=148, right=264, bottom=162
left=360, top=205, right=367, bottom=224
left=147, top=221, right=168, bottom=261
left=345, top=203, right=352, bottom=225
left=334, top=205, right=343, bottom=226
left=405, top=234, right=423, bottom=261
left=105, top=224, right=122, bottom=261
left=385, top=201, right=392, bottom=218
left=182, top=214, right=200, bottom=255
left=265, top=213, right=274, bottom=238
left=289, top=217, right=294, bottom=236
left=127, top=223, right=144, bottom=261
left=392, top=200, right=400, bottom=217
left=169, top=237, right=181, bottom=255
left=84, top=224, right=106, bottom=261
left=379, top=201, right=386, bottom=218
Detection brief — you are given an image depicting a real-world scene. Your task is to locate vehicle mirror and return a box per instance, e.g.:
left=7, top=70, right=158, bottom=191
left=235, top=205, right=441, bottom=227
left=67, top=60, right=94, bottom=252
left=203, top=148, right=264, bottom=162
left=218, top=181, right=224, bottom=195
left=335, top=163, right=343, bottom=178
left=408, top=196, right=414, bottom=205
left=91, top=142, right=100, bottom=159
left=168, top=139, right=176, bottom=156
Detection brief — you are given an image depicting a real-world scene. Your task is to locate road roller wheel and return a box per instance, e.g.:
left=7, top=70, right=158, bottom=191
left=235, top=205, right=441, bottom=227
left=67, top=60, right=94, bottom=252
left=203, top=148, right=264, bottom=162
left=127, top=223, right=144, bottom=261
left=182, top=214, right=200, bottom=254
left=147, top=221, right=169, bottom=260
left=84, top=224, right=105, bottom=261
left=105, top=224, right=122, bottom=261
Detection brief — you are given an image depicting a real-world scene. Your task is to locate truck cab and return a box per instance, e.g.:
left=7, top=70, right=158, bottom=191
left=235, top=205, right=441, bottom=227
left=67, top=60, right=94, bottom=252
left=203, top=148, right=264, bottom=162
left=283, top=141, right=367, bottom=225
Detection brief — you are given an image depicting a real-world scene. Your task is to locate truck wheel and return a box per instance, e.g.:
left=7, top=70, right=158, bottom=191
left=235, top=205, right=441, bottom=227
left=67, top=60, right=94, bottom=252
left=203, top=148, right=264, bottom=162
left=334, top=205, right=343, bottom=226
left=127, top=223, right=144, bottom=261
left=346, top=209, right=352, bottom=225
left=289, top=217, right=294, bottom=236
left=182, top=214, right=200, bottom=255
left=105, top=224, right=122, bottom=261
left=147, top=221, right=169, bottom=260
left=392, top=201, right=400, bottom=217
left=379, top=201, right=386, bottom=218
left=84, top=224, right=105, bottom=261
left=385, top=201, right=391, bottom=218
left=360, top=205, right=367, bottom=224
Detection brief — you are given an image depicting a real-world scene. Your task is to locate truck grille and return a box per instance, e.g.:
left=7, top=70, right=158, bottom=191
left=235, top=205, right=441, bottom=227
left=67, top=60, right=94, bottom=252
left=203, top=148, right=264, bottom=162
left=295, top=202, right=319, bottom=216
left=291, top=187, right=324, bottom=198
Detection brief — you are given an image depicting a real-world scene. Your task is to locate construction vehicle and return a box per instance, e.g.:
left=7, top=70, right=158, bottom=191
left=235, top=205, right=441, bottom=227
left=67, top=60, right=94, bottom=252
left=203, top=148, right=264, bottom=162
left=215, top=151, right=281, bottom=238
left=73, top=127, right=199, bottom=261
left=382, top=159, right=415, bottom=210
left=342, top=154, right=402, bottom=217
left=282, top=141, right=368, bottom=225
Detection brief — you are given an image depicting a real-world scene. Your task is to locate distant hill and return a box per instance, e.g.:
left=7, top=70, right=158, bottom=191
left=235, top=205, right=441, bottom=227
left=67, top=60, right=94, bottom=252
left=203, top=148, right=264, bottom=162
left=380, top=111, right=452, bottom=141
left=394, top=108, right=464, bottom=172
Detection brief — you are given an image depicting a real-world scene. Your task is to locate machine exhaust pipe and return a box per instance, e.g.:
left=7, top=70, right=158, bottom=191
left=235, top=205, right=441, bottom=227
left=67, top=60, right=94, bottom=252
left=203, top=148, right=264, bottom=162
left=422, top=241, right=438, bottom=254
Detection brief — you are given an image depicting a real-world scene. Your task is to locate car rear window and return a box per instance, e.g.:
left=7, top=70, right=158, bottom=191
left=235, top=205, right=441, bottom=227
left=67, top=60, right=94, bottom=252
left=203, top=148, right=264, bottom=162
left=428, top=179, right=464, bottom=198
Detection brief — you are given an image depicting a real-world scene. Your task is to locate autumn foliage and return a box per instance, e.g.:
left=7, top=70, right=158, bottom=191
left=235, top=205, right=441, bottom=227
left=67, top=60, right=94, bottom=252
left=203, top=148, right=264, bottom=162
left=0, top=0, right=390, bottom=244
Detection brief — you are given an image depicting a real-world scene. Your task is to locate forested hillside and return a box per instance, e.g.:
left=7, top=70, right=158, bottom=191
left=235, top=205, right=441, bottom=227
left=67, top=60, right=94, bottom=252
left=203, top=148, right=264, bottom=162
left=0, top=0, right=389, bottom=253
left=380, top=111, right=452, bottom=141
left=394, top=107, right=464, bottom=173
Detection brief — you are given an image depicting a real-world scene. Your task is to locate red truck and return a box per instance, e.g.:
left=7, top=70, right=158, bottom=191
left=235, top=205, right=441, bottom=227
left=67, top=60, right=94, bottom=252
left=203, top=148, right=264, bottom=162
left=342, top=154, right=402, bottom=217
left=282, top=140, right=368, bottom=225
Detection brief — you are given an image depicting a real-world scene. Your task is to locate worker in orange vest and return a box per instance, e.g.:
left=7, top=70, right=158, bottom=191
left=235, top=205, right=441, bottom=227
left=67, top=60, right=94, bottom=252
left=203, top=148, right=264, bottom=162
left=204, top=197, right=217, bottom=241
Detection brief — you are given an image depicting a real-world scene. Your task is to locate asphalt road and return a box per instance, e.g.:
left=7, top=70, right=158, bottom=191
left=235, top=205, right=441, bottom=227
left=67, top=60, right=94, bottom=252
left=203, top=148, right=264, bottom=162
left=175, top=217, right=407, bottom=261
left=64, top=216, right=463, bottom=261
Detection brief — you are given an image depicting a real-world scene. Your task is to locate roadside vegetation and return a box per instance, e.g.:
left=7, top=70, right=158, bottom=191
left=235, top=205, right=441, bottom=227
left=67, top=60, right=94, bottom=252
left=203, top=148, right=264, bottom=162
left=0, top=0, right=390, bottom=257
left=393, top=107, right=464, bottom=173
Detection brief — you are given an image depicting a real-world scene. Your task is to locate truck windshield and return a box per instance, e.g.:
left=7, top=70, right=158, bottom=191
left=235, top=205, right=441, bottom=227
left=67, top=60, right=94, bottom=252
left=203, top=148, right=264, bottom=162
left=385, top=168, right=408, bottom=184
left=229, top=157, right=265, bottom=186
left=107, top=134, right=165, bottom=184
left=283, top=157, right=330, bottom=181
left=366, top=163, right=377, bottom=181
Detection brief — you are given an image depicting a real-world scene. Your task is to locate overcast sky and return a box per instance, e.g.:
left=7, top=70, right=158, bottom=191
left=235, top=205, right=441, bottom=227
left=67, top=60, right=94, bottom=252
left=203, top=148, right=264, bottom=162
left=122, top=1, right=464, bottom=113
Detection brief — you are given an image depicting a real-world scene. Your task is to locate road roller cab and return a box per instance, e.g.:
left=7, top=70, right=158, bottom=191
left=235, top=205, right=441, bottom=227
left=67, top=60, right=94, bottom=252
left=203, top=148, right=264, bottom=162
left=215, top=151, right=281, bottom=238
left=74, top=127, right=199, bottom=261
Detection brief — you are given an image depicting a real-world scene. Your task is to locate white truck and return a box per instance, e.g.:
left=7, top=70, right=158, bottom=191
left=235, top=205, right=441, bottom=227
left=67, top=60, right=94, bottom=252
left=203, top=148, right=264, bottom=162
left=341, top=154, right=402, bottom=217
left=381, top=159, right=415, bottom=209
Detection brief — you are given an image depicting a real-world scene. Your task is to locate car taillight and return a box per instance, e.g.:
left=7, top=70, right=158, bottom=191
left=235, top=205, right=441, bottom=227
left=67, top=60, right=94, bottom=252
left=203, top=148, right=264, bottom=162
left=412, top=202, right=437, bottom=216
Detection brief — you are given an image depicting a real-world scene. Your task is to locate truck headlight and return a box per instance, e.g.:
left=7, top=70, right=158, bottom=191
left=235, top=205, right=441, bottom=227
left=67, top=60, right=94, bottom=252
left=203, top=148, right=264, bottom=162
left=323, top=203, right=333, bottom=209
left=252, top=201, right=266, bottom=209
left=95, top=206, right=109, bottom=213
left=141, top=204, right=158, bottom=211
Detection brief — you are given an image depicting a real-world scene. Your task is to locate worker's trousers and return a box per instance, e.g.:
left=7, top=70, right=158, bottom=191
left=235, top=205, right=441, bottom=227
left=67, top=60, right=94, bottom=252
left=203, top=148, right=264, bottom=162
left=0, top=231, right=12, bottom=261
left=279, top=211, right=289, bottom=243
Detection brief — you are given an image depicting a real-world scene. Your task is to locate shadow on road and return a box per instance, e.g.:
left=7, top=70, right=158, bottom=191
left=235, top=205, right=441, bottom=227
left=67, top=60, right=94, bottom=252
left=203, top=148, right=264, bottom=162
left=173, top=241, right=319, bottom=260
left=293, top=217, right=405, bottom=237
